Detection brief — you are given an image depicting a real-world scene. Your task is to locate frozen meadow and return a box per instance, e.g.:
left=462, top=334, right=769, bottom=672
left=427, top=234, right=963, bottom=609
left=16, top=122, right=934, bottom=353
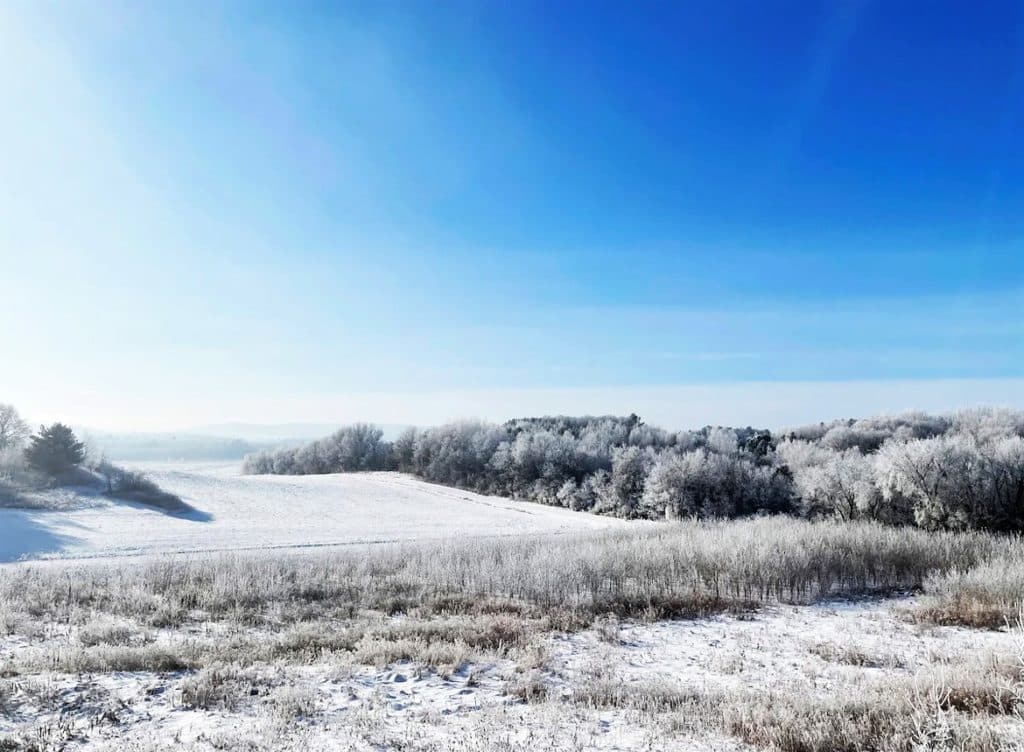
left=0, top=463, right=1021, bottom=751
left=2, top=597, right=1020, bottom=751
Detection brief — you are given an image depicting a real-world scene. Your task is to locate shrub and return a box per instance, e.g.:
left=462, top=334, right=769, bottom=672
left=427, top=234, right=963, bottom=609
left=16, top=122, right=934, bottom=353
left=94, top=460, right=190, bottom=514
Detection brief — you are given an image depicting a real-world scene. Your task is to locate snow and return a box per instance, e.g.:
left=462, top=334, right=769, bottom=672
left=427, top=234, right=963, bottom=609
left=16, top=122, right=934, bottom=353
left=547, top=597, right=1018, bottom=696
left=0, top=462, right=630, bottom=563
left=1, top=598, right=1018, bottom=750
left=2, top=463, right=1020, bottom=749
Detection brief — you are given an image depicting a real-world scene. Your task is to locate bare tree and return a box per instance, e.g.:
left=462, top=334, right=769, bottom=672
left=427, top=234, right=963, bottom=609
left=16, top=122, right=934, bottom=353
left=0, top=404, right=29, bottom=451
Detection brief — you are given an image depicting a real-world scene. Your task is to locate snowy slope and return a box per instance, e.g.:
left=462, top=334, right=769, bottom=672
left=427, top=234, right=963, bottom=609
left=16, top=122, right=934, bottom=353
left=0, top=462, right=629, bottom=563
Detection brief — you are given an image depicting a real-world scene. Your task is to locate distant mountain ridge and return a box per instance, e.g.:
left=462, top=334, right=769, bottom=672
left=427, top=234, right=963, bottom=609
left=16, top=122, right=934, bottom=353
left=83, top=432, right=265, bottom=462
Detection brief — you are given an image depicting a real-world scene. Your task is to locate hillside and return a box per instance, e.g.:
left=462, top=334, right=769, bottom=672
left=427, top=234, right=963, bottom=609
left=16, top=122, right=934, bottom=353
left=0, top=462, right=630, bottom=563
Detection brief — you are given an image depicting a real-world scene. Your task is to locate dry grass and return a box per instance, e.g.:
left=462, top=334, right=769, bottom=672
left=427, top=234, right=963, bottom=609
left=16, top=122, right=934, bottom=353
left=914, top=553, right=1024, bottom=629
left=718, top=689, right=1000, bottom=752
left=718, top=653, right=1024, bottom=751
left=76, top=616, right=149, bottom=647
left=50, top=644, right=191, bottom=674
left=567, top=649, right=1024, bottom=752
left=809, top=641, right=906, bottom=669
left=572, top=679, right=709, bottom=713
left=1, top=518, right=1015, bottom=634
left=270, top=685, right=320, bottom=721
left=0, top=518, right=1018, bottom=681
left=9, top=612, right=546, bottom=678
left=180, top=663, right=264, bottom=711
left=1, top=518, right=1023, bottom=750
left=505, top=671, right=550, bottom=703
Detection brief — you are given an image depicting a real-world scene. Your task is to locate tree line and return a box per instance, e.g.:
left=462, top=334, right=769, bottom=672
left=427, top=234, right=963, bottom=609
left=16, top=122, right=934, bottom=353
left=243, top=408, right=1024, bottom=533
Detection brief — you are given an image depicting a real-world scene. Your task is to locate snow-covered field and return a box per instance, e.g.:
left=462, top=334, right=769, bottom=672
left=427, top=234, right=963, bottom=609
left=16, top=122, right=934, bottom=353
left=1, top=465, right=1021, bottom=750
left=0, top=462, right=629, bottom=563
left=1, top=598, right=1019, bottom=751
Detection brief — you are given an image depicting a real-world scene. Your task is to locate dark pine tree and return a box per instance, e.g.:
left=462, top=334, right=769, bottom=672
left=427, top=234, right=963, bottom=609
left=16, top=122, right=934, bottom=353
left=24, top=423, right=86, bottom=476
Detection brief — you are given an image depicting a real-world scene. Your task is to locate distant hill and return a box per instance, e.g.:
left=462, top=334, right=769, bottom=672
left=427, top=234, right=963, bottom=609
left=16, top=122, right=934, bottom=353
left=84, top=432, right=266, bottom=462
left=84, top=423, right=416, bottom=462
left=184, top=422, right=415, bottom=443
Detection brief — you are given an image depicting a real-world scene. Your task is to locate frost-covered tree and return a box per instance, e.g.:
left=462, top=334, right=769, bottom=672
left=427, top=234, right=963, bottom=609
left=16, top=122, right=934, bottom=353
left=706, top=427, right=739, bottom=455
left=668, top=450, right=738, bottom=518
left=640, top=452, right=692, bottom=518
left=242, top=423, right=392, bottom=475
left=240, top=409, right=1023, bottom=530
left=875, top=436, right=996, bottom=531
left=795, top=450, right=882, bottom=521
left=577, top=469, right=611, bottom=512
left=776, top=440, right=879, bottom=520
left=0, top=404, right=29, bottom=452
left=322, top=424, right=389, bottom=471
left=626, top=422, right=674, bottom=449
left=951, top=407, right=1024, bottom=444
left=413, top=421, right=506, bottom=489
left=785, top=412, right=951, bottom=453
left=988, top=435, right=1024, bottom=529
left=642, top=448, right=790, bottom=520
left=496, top=430, right=579, bottom=495
left=774, top=438, right=830, bottom=472
left=604, top=445, right=651, bottom=517
left=392, top=427, right=418, bottom=472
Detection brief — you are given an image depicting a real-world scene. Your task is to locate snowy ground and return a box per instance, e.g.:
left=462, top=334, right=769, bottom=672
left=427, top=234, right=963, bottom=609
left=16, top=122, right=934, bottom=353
left=0, top=598, right=1018, bottom=751
left=2, top=465, right=1020, bottom=749
left=0, top=462, right=629, bottom=563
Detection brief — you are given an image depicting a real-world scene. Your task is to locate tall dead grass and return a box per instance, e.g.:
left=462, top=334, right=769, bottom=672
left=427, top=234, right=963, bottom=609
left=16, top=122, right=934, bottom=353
left=1, top=518, right=1015, bottom=632
left=914, top=552, right=1024, bottom=628
left=574, top=642, right=1024, bottom=752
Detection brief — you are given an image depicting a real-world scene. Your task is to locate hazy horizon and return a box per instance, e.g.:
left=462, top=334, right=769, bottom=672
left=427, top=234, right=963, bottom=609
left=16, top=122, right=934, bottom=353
left=13, top=378, right=1023, bottom=437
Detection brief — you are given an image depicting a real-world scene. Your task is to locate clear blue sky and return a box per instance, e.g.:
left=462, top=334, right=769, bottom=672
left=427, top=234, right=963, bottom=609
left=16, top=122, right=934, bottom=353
left=2, top=1, right=1022, bottom=430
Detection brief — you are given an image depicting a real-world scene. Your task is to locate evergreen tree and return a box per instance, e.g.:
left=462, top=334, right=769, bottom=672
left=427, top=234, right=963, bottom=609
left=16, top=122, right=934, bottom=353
left=24, top=423, right=85, bottom=476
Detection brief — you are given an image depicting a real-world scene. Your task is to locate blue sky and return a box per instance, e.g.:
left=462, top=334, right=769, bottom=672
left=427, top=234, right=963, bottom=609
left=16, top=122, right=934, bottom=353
left=2, top=1, right=1022, bottom=430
